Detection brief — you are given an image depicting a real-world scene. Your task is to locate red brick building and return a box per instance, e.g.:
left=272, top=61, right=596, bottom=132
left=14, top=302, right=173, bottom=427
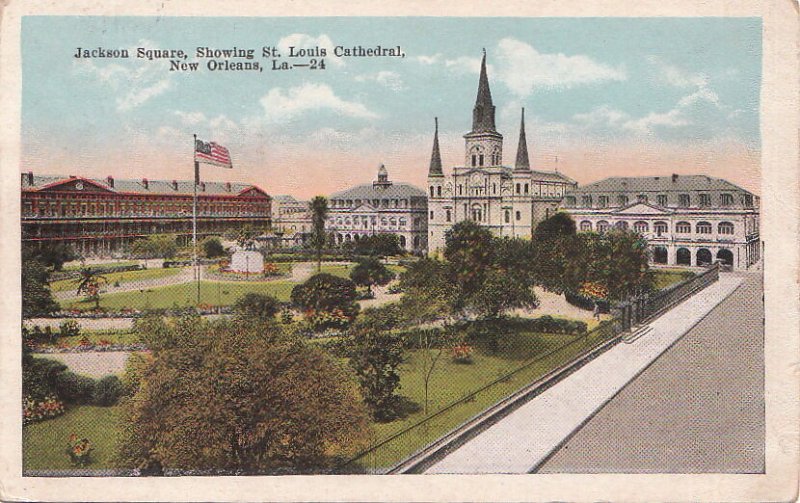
left=21, top=172, right=271, bottom=256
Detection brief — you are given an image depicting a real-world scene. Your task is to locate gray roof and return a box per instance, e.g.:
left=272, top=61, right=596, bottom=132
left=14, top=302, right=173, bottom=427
left=21, top=173, right=264, bottom=196
left=530, top=170, right=577, bottom=184
left=567, top=174, right=752, bottom=195
left=330, top=182, right=426, bottom=200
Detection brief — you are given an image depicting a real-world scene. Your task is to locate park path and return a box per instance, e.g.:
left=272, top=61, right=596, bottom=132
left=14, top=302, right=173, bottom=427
left=425, top=274, right=745, bottom=474
left=35, top=351, right=134, bottom=377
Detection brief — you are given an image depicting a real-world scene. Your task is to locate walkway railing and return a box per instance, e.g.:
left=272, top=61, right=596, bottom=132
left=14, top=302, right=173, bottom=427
left=335, top=263, right=721, bottom=474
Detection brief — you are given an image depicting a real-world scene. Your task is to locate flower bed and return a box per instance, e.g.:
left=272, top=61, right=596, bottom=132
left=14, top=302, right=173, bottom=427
left=23, top=396, right=66, bottom=425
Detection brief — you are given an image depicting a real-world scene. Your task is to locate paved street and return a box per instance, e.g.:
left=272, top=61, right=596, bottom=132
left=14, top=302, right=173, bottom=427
left=425, top=274, right=750, bottom=474
left=538, top=271, right=764, bottom=473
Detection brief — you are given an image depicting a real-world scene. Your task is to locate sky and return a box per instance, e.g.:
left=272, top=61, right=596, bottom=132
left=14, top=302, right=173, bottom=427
left=21, top=16, right=762, bottom=197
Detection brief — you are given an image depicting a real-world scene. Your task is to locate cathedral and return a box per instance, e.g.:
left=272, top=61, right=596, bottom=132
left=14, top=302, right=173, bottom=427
left=426, top=51, right=577, bottom=252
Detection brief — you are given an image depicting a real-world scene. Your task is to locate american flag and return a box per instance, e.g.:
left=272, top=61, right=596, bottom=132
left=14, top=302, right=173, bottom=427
left=195, top=139, right=233, bottom=168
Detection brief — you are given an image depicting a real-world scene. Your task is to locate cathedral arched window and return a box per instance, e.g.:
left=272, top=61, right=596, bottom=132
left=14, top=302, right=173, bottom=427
left=524, top=183, right=529, bottom=194
left=436, top=187, right=441, bottom=197
left=516, top=183, right=521, bottom=194
left=504, top=210, right=510, bottom=223
left=430, top=186, right=435, bottom=197
left=516, top=211, right=521, bottom=221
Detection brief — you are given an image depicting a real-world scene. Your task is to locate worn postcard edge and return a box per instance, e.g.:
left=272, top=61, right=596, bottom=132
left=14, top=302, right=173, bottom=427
left=0, top=0, right=797, bottom=501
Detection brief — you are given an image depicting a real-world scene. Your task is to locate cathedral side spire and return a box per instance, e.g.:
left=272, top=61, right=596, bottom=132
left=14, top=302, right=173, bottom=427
left=471, top=49, right=497, bottom=133
left=428, top=117, right=443, bottom=177
left=514, top=108, right=531, bottom=172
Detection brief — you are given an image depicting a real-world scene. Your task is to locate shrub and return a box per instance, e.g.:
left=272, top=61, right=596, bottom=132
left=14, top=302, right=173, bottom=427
left=23, top=395, right=66, bottom=424
left=451, top=343, right=474, bottom=364
left=232, top=293, right=281, bottom=321
left=23, top=357, right=68, bottom=400
left=528, top=315, right=588, bottom=335
left=59, top=320, right=81, bottom=338
left=53, top=371, right=96, bottom=404
left=564, top=291, right=610, bottom=313
left=66, top=434, right=94, bottom=467
left=92, top=375, right=124, bottom=406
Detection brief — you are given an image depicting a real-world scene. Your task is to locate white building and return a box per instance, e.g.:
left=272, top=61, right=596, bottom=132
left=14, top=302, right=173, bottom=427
left=271, top=194, right=312, bottom=247
left=327, top=165, right=428, bottom=253
left=426, top=51, right=577, bottom=253
left=561, top=174, right=761, bottom=270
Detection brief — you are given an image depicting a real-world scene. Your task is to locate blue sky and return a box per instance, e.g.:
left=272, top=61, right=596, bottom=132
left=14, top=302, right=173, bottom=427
left=21, top=16, right=762, bottom=196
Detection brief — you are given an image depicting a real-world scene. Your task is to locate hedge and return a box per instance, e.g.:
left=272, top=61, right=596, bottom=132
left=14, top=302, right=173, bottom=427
left=565, top=291, right=610, bottom=313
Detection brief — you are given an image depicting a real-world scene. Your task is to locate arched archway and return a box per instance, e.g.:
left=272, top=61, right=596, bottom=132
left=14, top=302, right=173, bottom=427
left=697, top=248, right=712, bottom=266
left=653, top=246, right=668, bottom=264
left=399, top=235, right=407, bottom=249
left=676, top=247, right=691, bottom=265
left=716, top=248, right=733, bottom=266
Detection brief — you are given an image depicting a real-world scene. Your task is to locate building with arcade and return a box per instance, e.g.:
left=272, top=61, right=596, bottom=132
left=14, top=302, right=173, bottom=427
left=21, top=172, right=271, bottom=256
left=560, top=174, right=761, bottom=270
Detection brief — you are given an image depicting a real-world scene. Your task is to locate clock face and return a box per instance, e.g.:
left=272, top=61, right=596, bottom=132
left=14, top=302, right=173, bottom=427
left=75, top=182, right=84, bottom=190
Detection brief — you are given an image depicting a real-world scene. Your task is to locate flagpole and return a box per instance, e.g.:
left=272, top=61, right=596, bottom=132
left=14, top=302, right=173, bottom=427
left=193, top=134, right=200, bottom=305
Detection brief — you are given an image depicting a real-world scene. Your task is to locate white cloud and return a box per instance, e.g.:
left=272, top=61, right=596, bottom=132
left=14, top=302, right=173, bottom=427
left=415, top=54, right=442, bottom=65
left=73, top=39, right=172, bottom=112
left=259, top=82, right=378, bottom=122
left=647, top=56, right=709, bottom=88
left=622, top=109, right=689, bottom=135
left=277, top=33, right=344, bottom=66
left=494, top=38, right=627, bottom=96
left=354, top=71, right=405, bottom=91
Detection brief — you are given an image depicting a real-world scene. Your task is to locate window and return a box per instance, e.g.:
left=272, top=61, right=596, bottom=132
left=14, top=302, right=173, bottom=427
left=516, top=211, right=521, bottom=221
left=699, top=194, right=711, bottom=207
left=446, top=209, right=451, bottom=222
left=436, top=186, right=442, bottom=197
left=582, top=195, right=592, bottom=207
left=504, top=210, right=510, bottom=223
left=430, top=186, right=435, bottom=197
left=479, top=154, right=484, bottom=166
left=516, top=183, right=521, bottom=194
left=596, top=220, right=610, bottom=232
left=633, top=221, right=649, bottom=233
left=718, top=222, right=734, bottom=235
left=458, top=185, right=463, bottom=195
left=676, top=221, right=691, bottom=233
left=471, top=155, right=477, bottom=167
left=524, top=183, right=529, bottom=194
left=637, top=194, right=648, bottom=204
left=743, top=194, right=754, bottom=207
left=679, top=194, right=691, bottom=207
left=493, top=183, right=496, bottom=194
left=720, top=193, right=733, bottom=206
left=598, top=196, right=609, bottom=208
left=654, top=221, right=668, bottom=236
left=696, top=221, right=712, bottom=234
left=617, top=195, right=629, bottom=206
left=657, top=194, right=668, bottom=207
left=615, top=221, right=629, bottom=231
left=564, top=196, right=577, bottom=207
left=430, top=210, right=434, bottom=220
left=580, top=220, right=592, bottom=232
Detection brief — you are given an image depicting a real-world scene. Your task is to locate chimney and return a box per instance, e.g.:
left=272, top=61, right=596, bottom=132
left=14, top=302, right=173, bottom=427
left=106, top=175, right=114, bottom=188
left=142, top=178, right=149, bottom=189
left=172, top=179, right=178, bottom=190
left=672, top=173, right=679, bottom=183
left=225, top=182, right=231, bottom=192
left=27, top=171, right=33, bottom=185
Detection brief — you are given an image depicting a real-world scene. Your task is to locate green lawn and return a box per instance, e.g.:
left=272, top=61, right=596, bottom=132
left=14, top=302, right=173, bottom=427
left=50, top=268, right=181, bottom=292
left=652, top=269, right=694, bottom=291
left=61, top=280, right=297, bottom=310
left=349, top=325, right=615, bottom=471
left=23, top=405, right=124, bottom=471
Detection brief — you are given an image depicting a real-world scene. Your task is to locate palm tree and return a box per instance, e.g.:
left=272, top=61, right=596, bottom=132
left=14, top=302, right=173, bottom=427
left=309, top=196, right=329, bottom=272
left=75, top=267, right=108, bottom=310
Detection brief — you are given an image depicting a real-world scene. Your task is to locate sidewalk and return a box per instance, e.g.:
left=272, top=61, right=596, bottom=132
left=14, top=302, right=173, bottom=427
left=425, top=275, right=744, bottom=474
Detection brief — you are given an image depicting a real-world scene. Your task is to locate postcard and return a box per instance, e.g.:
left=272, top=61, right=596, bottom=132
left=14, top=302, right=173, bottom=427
left=0, top=0, right=798, bottom=501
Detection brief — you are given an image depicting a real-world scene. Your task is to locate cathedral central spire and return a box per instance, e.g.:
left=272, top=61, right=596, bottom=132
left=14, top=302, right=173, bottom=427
left=471, top=49, right=497, bottom=133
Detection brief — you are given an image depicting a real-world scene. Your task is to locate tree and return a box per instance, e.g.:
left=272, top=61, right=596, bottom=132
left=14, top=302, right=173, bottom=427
left=466, top=268, right=539, bottom=319
left=443, top=221, right=495, bottom=312
left=348, top=313, right=405, bottom=421
left=119, top=317, right=369, bottom=473
left=348, top=234, right=403, bottom=257
left=534, top=212, right=577, bottom=241
left=349, top=257, right=395, bottom=294
left=232, top=293, right=281, bottom=321
left=591, top=230, right=653, bottom=301
left=23, top=242, right=77, bottom=271
left=398, top=257, right=454, bottom=324
left=21, top=257, right=59, bottom=318
left=75, top=267, right=108, bottom=310
left=309, top=196, right=329, bottom=272
left=290, top=273, right=360, bottom=320
left=202, top=237, right=226, bottom=258
left=235, top=225, right=258, bottom=250
left=130, top=234, right=178, bottom=264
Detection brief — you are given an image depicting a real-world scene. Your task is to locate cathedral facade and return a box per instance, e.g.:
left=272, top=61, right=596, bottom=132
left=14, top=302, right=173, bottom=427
left=426, top=51, right=577, bottom=253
